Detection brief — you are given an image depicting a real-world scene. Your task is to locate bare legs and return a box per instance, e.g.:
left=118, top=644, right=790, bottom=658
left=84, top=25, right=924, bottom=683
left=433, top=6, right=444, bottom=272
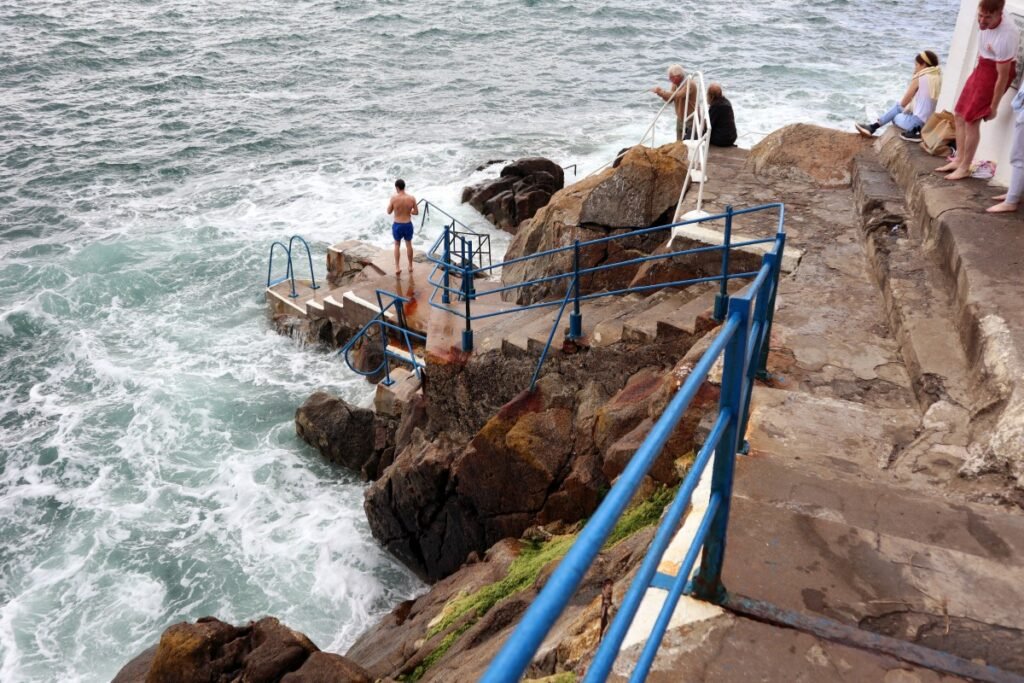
left=946, top=118, right=981, bottom=180
left=934, top=115, right=964, bottom=173
left=987, top=164, right=1024, bottom=213
left=395, top=240, right=414, bottom=275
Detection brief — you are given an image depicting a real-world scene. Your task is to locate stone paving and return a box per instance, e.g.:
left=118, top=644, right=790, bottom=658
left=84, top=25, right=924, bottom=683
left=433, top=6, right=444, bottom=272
left=629, top=139, right=1024, bottom=679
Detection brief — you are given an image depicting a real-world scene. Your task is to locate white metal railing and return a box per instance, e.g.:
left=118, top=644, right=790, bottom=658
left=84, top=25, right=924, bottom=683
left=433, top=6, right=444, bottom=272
left=673, top=71, right=712, bottom=224
left=584, top=73, right=712, bottom=226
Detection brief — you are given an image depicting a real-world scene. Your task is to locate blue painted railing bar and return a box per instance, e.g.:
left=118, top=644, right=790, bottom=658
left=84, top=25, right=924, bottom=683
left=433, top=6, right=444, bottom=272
left=267, top=241, right=293, bottom=292
left=426, top=236, right=775, bottom=303
left=714, top=207, right=735, bottom=320
left=429, top=202, right=783, bottom=278
left=418, top=199, right=492, bottom=270
left=427, top=270, right=763, bottom=323
left=586, top=409, right=730, bottom=680
left=481, top=223, right=785, bottom=682
left=480, top=309, right=742, bottom=681
left=266, top=235, right=320, bottom=299
left=339, top=289, right=425, bottom=385
left=628, top=492, right=722, bottom=683
left=421, top=203, right=784, bottom=404
left=529, top=276, right=579, bottom=391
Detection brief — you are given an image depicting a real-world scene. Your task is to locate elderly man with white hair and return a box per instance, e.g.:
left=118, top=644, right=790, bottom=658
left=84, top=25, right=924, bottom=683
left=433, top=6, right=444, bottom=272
left=652, top=64, right=699, bottom=141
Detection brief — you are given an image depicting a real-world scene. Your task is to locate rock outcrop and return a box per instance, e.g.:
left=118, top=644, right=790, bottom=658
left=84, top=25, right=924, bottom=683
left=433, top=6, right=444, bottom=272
left=746, top=123, right=870, bottom=187
left=462, top=157, right=565, bottom=233
left=365, top=340, right=721, bottom=581
left=295, top=392, right=395, bottom=480
left=500, top=143, right=688, bottom=304
left=112, top=616, right=371, bottom=683
left=345, top=522, right=659, bottom=682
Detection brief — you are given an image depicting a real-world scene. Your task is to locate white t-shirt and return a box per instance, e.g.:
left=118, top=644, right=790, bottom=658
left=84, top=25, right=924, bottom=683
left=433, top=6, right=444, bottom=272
left=979, top=15, right=1021, bottom=62
left=912, top=75, right=937, bottom=121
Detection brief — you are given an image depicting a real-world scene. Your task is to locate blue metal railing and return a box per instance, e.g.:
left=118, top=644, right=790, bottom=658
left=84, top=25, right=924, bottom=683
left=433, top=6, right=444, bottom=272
left=339, top=289, right=425, bottom=386
left=266, top=235, right=320, bottom=299
left=424, top=203, right=784, bottom=390
left=481, top=225, right=785, bottom=682
left=418, top=199, right=492, bottom=271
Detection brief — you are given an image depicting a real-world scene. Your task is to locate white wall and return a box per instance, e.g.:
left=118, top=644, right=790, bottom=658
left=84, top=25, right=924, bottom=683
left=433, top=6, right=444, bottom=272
left=938, top=0, right=1024, bottom=185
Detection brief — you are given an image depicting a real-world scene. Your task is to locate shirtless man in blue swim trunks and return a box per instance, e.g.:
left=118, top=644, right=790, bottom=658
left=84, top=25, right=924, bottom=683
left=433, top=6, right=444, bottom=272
left=387, top=178, right=418, bottom=275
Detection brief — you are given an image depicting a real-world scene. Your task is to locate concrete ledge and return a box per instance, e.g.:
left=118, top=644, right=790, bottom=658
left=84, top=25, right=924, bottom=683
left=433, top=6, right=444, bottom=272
left=877, top=129, right=1024, bottom=485
left=669, top=224, right=803, bottom=273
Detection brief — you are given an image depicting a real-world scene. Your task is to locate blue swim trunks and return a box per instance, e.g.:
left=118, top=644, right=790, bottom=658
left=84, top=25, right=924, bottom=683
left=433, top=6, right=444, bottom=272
left=392, top=221, right=414, bottom=242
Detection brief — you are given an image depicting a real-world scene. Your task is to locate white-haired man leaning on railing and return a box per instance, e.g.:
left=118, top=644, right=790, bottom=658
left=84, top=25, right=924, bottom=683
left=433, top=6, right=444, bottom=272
left=652, top=63, right=700, bottom=141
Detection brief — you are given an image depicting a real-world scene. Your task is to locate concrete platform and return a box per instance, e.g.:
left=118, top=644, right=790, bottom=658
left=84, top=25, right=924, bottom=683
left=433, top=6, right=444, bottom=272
left=611, top=611, right=970, bottom=682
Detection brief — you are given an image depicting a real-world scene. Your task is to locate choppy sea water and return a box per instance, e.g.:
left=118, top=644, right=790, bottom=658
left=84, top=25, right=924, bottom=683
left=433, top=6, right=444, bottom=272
left=1, top=1, right=958, bottom=680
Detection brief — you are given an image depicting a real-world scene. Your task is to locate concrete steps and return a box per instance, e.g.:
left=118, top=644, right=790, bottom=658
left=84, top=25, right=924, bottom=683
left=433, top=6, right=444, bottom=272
left=724, top=453, right=1024, bottom=674
left=611, top=610, right=977, bottom=682
left=854, top=155, right=977, bottom=413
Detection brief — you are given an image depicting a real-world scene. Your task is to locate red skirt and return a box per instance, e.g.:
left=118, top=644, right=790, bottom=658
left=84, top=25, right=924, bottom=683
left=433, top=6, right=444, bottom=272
left=956, top=57, right=1017, bottom=122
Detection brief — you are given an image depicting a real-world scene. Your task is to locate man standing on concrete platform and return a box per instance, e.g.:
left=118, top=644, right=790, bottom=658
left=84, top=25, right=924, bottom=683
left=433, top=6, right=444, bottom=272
left=937, top=0, right=1020, bottom=180
left=387, top=179, right=418, bottom=275
left=652, top=64, right=699, bottom=141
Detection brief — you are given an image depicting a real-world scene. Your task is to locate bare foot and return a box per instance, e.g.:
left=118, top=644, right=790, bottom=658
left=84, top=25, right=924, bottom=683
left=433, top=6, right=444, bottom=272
left=945, top=169, right=971, bottom=180
left=993, top=193, right=1008, bottom=201
left=935, top=161, right=959, bottom=173
left=986, top=201, right=1019, bottom=213
left=396, top=269, right=402, bottom=276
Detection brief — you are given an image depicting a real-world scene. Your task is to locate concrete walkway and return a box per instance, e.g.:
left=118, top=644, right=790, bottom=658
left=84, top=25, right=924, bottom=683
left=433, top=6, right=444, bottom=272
left=619, top=141, right=1024, bottom=680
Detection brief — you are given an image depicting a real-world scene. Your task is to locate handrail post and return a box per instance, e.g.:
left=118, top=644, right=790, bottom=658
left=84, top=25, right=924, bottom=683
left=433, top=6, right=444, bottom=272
left=286, top=246, right=298, bottom=299
left=379, top=321, right=394, bottom=387
left=713, top=205, right=734, bottom=320
left=568, top=240, right=582, bottom=339
left=466, top=239, right=476, bottom=299
left=756, top=233, right=785, bottom=380
left=693, top=297, right=751, bottom=604
left=441, top=224, right=451, bottom=305
left=462, top=239, right=473, bottom=352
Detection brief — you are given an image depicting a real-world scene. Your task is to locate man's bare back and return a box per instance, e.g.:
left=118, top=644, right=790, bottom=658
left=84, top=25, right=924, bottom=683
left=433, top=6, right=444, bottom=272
left=388, top=179, right=418, bottom=275
left=387, top=191, right=418, bottom=223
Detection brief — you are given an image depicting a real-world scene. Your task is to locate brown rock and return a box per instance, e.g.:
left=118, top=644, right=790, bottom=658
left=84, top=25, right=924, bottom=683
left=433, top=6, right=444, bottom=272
left=500, top=143, right=687, bottom=304
left=111, top=644, right=157, bottom=683
left=243, top=617, right=319, bottom=682
left=281, top=651, right=372, bottom=683
left=594, top=366, right=666, bottom=456
left=114, top=617, right=325, bottom=683
left=295, top=392, right=381, bottom=478
left=628, top=231, right=763, bottom=290
left=462, top=158, right=565, bottom=233
left=746, top=123, right=871, bottom=187
left=144, top=617, right=248, bottom=683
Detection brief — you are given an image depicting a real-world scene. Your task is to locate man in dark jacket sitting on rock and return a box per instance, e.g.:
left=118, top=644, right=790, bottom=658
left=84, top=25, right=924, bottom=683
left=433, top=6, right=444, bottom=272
left=707, top=83, right=738, bottom=147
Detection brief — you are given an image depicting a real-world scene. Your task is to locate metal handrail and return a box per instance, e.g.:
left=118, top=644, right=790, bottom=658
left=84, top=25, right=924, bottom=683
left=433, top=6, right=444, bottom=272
left=418, top=199, right=492, bottom=270
left=287, top=235, right=320, bottom=295
left=481, top=227, right=785, bottom=682
left=267, top=240, right=294, bottom=294
left=424, top=203, right=784, bottom=355
left=266, top=236, right=320, bottom=299
left=339, top=290, right=426, bottom=386
left=528, top=275, right=578, bottom=391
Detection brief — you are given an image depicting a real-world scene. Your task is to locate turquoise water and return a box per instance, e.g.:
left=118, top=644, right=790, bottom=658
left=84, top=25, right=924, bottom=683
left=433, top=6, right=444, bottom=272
left=1, top=1, right=958, bottom=680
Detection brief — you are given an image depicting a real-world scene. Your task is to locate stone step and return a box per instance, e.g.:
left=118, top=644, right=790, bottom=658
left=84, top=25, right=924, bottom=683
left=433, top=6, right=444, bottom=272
left=611, top=610, right=976, bottom=682
left=374, top=366, right=422, bottom=418
left=620, top=283, right=717, bottom=343
left=745, top=386, right=919, bottom=485
left=724, top=455, right=1024, bottom=673
left=853, top=156, right=975, bottom=413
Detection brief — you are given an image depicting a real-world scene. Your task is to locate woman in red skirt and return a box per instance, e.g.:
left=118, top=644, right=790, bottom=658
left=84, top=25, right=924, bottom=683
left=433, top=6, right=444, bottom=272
left=937, top=0, right=1020, bottom=180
